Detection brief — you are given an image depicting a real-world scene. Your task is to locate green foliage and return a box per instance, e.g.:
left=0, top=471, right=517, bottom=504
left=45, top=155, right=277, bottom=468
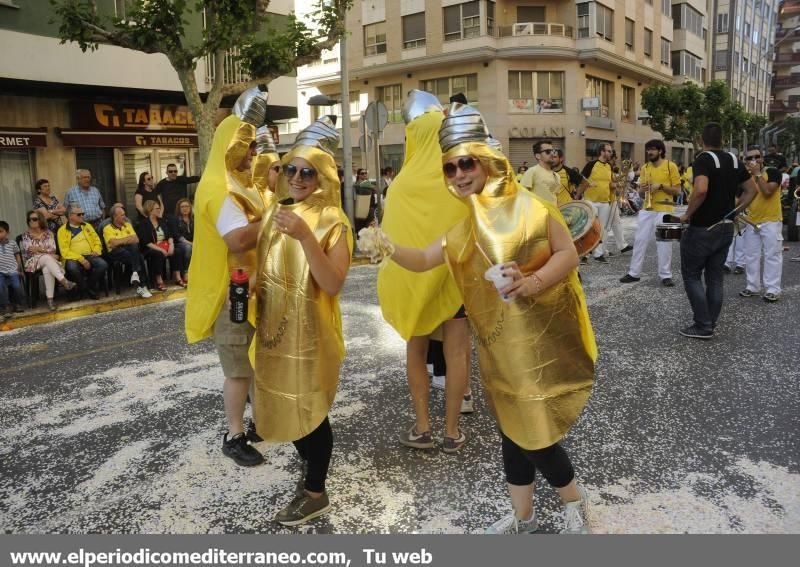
left=641, top=80, right=766, bottom=148
left=777, top=116, right=800, bottom=150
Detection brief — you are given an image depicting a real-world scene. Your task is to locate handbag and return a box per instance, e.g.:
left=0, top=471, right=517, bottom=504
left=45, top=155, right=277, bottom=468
left=156, top=240, right=170, bottom=253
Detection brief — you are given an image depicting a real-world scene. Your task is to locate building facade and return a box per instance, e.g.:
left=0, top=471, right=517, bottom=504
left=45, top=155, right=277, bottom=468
left=0, top=0, right=296, bottom=234
left=709, top=0, right=778, bottom=117
left=289, top=0, right=712, bottom=177
left=770, top=0, right=800, bottom=122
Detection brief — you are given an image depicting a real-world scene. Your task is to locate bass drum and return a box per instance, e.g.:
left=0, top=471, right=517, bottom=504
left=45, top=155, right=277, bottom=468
left=559, top=201, right=601, bottom=257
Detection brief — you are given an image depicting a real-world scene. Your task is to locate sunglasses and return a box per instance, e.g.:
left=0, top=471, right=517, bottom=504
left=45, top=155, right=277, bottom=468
left=73, top=212, right=85, bottom=216
left=538, top=148, right=555, bottom=155
left=28, top=217, right=39, bottom=222
left=443, top=157, right=478, bottom=179
left=745, top=155, right=762, bottom=161
left=167, top=170, right=178, bottom=173
left=283, top=164, right=317, bottom=181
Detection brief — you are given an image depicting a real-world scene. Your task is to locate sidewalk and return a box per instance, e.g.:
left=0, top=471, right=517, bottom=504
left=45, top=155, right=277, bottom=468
left=1, top=252, right=373, bottom=331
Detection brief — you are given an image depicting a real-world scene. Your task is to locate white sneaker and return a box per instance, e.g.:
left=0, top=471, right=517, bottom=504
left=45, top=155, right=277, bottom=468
left=136, top=286, right=152, bottom=298
left=560, top=484, right=591, bottom=534
left=431, top=375, right=445, bottom=390
left=130, top=271, right=141, bottom=284
left=460, top=394, right=474, bottom=414
left=485, top=510, right=538, bottom=534
left=426, top=363, right=434, bottom=377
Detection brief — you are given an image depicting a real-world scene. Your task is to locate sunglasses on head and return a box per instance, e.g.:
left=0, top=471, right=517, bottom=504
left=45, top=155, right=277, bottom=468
left=745, top=155, right=762, bottom=161
left=443, top=157, right=478, bottom=179
left=283, top=163, right=317, bottom=181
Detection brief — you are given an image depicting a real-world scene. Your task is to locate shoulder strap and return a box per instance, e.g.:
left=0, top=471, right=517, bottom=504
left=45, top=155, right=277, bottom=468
left=698, top=151, right=720, bottom=168
left=727, top=152, right=738, bottom=169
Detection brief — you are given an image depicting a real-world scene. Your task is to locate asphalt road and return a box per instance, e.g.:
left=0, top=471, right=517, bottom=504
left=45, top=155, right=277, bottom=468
left=1, top=218, right=798, bottom=534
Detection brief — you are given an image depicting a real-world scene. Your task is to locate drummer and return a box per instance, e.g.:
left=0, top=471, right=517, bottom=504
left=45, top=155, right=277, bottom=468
left=552, top=148, right=588, bottom=205
left=619, top=139, right=682, bottom=287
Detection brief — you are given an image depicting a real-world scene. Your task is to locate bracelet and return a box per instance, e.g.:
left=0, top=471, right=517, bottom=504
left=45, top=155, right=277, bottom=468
left=529, top=272, right=544, bottom=296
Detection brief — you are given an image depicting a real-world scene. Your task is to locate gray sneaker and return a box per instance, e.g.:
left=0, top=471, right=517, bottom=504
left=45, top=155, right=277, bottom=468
left=560, top=484, right=591, bottom=534
left=399, top=425, right=434, bottom=449
left=275, top=492, right=331, bottom=526
left=485, top=510, right=539, bottom=534
left=442, top=429, right=468, bottom=454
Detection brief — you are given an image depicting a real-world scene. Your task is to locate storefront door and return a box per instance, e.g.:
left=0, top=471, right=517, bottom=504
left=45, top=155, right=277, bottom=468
left=119, top=149, right=155, bottom=218
left=0, top=149, right=35, bottom=235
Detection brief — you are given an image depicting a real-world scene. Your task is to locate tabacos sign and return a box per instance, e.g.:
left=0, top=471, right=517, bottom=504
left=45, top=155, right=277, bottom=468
left=70, top=103, right=196, bottom=131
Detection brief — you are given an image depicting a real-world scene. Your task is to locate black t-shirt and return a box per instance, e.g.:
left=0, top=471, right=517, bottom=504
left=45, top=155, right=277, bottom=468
left=690, top=151, right=750, bottom=227
left=763, top=152, right=787, bottom=172
left=135, top=186, right=162, bottom=214
left=157, top=176, right=201, bottom=216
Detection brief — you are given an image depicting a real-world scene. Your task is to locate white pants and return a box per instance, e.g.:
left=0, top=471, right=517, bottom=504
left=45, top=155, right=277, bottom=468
left=606, top=202, right=628, bottom=252
left=33, top=254, right=66, bottom=299
left=588, top=201, right=611, bottom=258
left=742, top=220, right=783, bottom=294
left=626, top=210, right=673, bottom=279
left=725, top=229, right=747, bottom=268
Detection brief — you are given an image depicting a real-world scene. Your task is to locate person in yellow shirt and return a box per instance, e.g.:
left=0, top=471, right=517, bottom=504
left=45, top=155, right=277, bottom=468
left=620, top=140, right=682, bottom=286
left=739, top=148, right=783, bottom=302
left=519, top=141, right=560, bottom=204
left=102, top=204, right=151, bottom=298
left=58, top=205, right=107, bottom=300
left=580, top=143, right=614, bottom=262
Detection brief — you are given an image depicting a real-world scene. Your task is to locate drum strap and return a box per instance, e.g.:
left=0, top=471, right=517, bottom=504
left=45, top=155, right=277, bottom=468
left=698, top=151, right=738, bottom=169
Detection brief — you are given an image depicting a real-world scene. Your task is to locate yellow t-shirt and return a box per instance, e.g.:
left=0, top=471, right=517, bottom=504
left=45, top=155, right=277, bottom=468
left=555, top=167, right=575, bottom=206
left=682, top=166, right=693, bottom=198
left=747, top=168, right=783, bottom=223
left=582, top=160, right=612, bottom=202
left=520, top=164, right=560, bottom=205
left=103, top=222, right=135, bottom=249
left=640, top=160, right=681, bottom=212
left=69, top=230, right=93, bottom=257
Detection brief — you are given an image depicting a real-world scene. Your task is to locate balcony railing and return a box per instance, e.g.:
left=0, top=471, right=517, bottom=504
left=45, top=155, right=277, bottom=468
left=773, top=73, right=800, bottom=87
left=205, top=48, right=250, bottom=86
left=770, top=100, right=789, bottom=113
left=774, top=52, right=800, bottom=64
left=497, top=22, right=574, bottom=39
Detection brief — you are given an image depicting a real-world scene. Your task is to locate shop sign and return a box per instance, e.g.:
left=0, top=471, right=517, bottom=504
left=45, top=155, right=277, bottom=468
left=0, top=128, right=48, bottom=149
left=70, top=102, right=196, bottom=131
left=508, top=127, right=565, bottom=138
left=59, top=130, right=198, bottom=148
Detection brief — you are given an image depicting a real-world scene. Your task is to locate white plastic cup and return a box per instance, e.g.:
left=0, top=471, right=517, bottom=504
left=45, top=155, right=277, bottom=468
left=484, top=264, right=513, bottom=303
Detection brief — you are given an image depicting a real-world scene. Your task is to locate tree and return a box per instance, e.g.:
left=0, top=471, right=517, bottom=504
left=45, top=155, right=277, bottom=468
left=52, top=0, right=353, bottom=168
left=641, top=80, right=766, bottom=150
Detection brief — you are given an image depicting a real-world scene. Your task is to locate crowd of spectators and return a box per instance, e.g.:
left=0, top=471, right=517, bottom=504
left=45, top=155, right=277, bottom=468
left=0, top=165, right=196, bottom=316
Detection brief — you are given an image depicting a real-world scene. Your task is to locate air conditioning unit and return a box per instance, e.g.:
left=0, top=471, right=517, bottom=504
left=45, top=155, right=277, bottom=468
left=513, top=23, right=534, bottom=36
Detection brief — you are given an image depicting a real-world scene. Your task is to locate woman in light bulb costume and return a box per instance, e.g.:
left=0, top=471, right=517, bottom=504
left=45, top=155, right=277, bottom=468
left=252, top=115, right=353, bottom=527
left=384, top=103, right=597, bottom=534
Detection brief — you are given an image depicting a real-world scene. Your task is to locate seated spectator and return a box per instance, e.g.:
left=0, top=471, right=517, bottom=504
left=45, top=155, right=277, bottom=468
left=33, top=179, right=66, bottom=233
left=0, top=220, right=26, bottom=318
left=134, top=171, right=163, bottom=219
left=136, top=201, right=183, bottom=291
left=97, top=202, right=126, bottom=233
left=174, top=198, right=194, bottom=283
left=57, top=205, right=108, bottom=300
left=20, top=210, right=76, bottom=311
left=103, top=204, right=151, bottom=299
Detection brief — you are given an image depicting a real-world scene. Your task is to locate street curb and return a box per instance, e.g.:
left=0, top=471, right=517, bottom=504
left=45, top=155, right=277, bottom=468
left=1, top=288, right=187, bottom=331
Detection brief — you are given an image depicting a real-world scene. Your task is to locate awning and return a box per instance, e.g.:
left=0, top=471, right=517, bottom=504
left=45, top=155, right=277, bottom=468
left=0, top=127, right=47, bottom=149
left=58, top=129, right=198, bottom=148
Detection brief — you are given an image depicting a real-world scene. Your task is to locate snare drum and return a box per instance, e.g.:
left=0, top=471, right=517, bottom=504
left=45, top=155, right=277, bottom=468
left=559, top=201, right=601, bottom=257
left=655, top=223, right=684, bottom=241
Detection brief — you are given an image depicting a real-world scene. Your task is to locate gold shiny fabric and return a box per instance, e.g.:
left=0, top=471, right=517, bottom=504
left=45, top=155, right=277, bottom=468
left=253, top=145, right=353, bottom=443
left=185, top=115, right=241, bottom=343
left=441, top=142, right=597, bottom=450
left=377, top=111, right=469, bottom=340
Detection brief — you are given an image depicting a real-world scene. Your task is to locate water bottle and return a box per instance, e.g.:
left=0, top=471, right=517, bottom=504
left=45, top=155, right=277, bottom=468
left=229, top=268, right=249, bottom=324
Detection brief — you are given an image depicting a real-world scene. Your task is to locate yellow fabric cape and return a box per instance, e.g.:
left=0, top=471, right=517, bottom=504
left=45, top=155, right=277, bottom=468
left=377, top=111, right=469, bottom=340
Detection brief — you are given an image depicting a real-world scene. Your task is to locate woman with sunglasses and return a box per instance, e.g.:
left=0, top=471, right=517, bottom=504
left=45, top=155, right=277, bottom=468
left=20, top=210, right=76, bottom=310
left=134, top=171, right=163, bottom=219
left=252, top=116, right=352, bottom=527
left=368, top=103, right=597, bottom=534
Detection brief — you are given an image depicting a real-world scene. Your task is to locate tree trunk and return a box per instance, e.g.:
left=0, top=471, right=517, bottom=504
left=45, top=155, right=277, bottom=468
left=195, top=111, right=216, bottom=172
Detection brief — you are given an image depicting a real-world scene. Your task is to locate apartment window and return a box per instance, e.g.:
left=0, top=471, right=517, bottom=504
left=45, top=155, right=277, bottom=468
left=749, top=96, right=755, bottom=112
left=487, top=1, right=495, bottom=36
left=595, top=2, right=613, bottom=41
left=621, top=142, right=634, bottom=161
left=673, top=3, right=703, bottom=38
left=644, top=28, right=653, bottom=57
left=661, top=38, right=671, bottom=66
left=716, top=13, right=728, bottom=33
left=714, top=50, right=728, bottom=70
left=661, top=0, right=671, bottom=17
left=378, top=84, right=403, bottom=123
left=585, top=76, right=611, bottom=118
left=625, top=18, right=634, bottom=50
left=622, top=86, right=635, bottom=121
left=672, top=51, right=703, bottom=82
left=444, top=1, right=481, bottom=41
left=577, top=3, right=590, bottom=38
left=364, top=21, right=387, bottom=56
left=508, top=71, right=565, bottom=113
left=420, top=74, right=479, bottom=106
left=744, top=22, right=750, bottom=37
left=402, top=12, right=426, bottom=49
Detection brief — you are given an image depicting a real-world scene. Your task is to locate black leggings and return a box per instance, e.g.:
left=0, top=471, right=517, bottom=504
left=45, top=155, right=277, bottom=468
left=500, top=430, right=575, bottom=488
left=293, top=416, right=333, bottom=493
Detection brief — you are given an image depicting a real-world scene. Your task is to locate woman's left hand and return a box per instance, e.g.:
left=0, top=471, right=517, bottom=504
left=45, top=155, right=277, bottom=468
left=274, top=209, right=312, bottom=241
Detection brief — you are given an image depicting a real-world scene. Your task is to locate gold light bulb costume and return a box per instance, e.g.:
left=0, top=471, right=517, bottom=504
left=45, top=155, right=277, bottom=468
left=439, top=104, right=597, bottom=450
left=252, top=116, right=353, bottom=443
left=377, top=91, right=469, bottom=339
